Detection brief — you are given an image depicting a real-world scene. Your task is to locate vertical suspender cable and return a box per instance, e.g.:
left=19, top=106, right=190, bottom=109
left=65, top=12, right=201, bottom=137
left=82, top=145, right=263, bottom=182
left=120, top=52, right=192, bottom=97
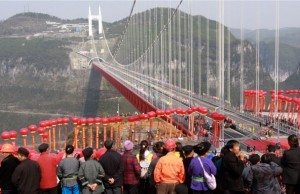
left=275, top=0, right=280, bottom=142
left=255, top=2, right=260, bottom=115
left=216, top=9, right=219, bottom=98
left=198, top=15, right=202, bottom=96
left=227, top=6, right=231, bottom=103
left=173, top=4, right=176, bottom=90
left=240, top=2, right=244, bottom=112
left=168, top=3, right=172, bottom=106
left=179, top=10, right=182, bottom=94
left=185, top=10, right=188, bottom=91
left=206, top=17, right=210, bottom=96
left=190, top=0, right=193, bottom=106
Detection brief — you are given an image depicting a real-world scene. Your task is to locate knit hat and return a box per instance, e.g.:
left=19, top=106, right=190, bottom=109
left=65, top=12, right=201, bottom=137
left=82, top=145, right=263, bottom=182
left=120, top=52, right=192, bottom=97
left=124, top=140, right=134, bottom=151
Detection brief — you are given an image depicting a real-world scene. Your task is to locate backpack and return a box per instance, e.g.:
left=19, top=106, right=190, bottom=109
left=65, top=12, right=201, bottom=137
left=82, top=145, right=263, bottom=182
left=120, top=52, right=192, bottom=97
left=140, top=159, right=150, bottom=178
left=198, top=157, right=217, bottom=190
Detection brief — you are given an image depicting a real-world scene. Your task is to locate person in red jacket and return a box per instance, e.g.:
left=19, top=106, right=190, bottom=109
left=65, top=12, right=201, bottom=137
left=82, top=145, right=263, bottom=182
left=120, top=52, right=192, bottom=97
left=37, top=143, right=58, bottom=194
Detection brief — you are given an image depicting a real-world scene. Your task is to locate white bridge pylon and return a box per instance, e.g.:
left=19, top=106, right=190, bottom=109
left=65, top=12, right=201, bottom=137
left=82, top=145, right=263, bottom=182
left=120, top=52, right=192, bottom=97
left=88, top=5, right=103, bottom=36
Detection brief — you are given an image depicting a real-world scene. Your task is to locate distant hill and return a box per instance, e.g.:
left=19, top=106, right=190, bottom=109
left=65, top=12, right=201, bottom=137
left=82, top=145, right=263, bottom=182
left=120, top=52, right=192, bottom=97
left=231, top=27, right=300, bottom=82
left=259, top=41, right=300, bottom=80
left=232, top=27, right=300, bottom=49
left=281, top=62, right=300, bottom=89
left=0, top=12, right=61, bottom=35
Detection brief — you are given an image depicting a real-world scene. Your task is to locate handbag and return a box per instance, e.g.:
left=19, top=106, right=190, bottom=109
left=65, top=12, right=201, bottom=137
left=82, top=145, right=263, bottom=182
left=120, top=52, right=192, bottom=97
left=198, top=157, right=217, bottom=190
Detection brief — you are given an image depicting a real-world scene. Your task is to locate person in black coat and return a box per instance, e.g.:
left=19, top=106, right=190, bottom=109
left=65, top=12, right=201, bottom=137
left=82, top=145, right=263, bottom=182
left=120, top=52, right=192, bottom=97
left=266, top=144, right=281, bottom=166
left=220, top=140, right=245, bottom=194
left=99, top=140, right=123, bottom=194
left=0, top=144, right=20, bottom=194
left=12, top=147, right=41, bottom=194
left=175, top=145, right=194, bottom=194
left=281, top=135, right=300, bottom=194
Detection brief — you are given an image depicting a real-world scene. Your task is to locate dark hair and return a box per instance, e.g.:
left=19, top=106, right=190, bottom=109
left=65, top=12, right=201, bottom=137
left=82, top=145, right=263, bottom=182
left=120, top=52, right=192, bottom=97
left=153, top=141, right=164, bottom=154
left=261, top=154, right=272, bottom=164
left=225, top=140, right=240, bottom=151
left=175, top=142, right=185, bottom=159
left=267, top=144, right=276, bottom=153
left=212, top=156, right=220, bottom=163
left=104, top=140, right=114, bottom=150
left=182, top=145, right=194, bottom=157
left=162, top=148, right=169, bottom=156
left=65, top=144, right=74, bottom=155
left=248, top=154, right=260, bottom=165
left=288, top=135, right=299, bottom=148
left=82, top=147, right=93, bottom=161
left=193, top=142, right=211, bottom=156
left=139, top=140, right=149, bottom=161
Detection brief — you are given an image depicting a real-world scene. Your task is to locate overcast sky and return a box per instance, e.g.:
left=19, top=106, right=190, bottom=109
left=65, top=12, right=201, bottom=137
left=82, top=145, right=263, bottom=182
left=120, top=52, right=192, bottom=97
left=0, top=0, right=300, bottom=30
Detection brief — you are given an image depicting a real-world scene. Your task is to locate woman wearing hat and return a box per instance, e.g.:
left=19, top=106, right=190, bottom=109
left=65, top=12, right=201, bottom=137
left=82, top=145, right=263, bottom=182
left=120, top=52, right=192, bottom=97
left=122, top=140, right=141, bottom=194
left=0, top=143, right=20, bottom=194
left=189, top=142, right=217, bottom=194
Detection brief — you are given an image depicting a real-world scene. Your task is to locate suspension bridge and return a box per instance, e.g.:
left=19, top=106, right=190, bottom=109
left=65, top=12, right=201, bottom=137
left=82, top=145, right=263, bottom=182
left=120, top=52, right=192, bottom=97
left=1, top=0, right=299, bottom=154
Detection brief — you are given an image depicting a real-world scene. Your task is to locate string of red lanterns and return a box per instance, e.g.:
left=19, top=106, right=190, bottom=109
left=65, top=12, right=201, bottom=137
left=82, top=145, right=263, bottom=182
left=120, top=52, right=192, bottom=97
left=1, top=106, right=228, bottom=151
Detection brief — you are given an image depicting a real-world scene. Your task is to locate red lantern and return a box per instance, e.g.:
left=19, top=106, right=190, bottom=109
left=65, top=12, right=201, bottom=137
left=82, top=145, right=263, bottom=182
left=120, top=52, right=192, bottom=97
left=175, top=108, right=182, bottom=115
left=186, top=109, right=194, bottom=115
left=128, top=116, right=135, bottom=123
left=133, top=115, right=140, bottom=121
left=169, top=108, right=176, bottom=114
left=143, top=114, right=150, bottom=120
left=37, top=127, right=45, bottom=135
left=1, top=131, right=11, bottom=140
left=94, top=117, right=102, bottom=125
left=216, top=114, right=225, bottom=122
left=156, top=110, right=165, bottom=117
left=9, top=130, right=18, bottom=140
left=20, top=128, right=29, bottom=136
left=63, top=117, right=70, bottom=125
left=191, top=106, right=198, bottom=112
left=87, top=118, right=95, bottom=125
left=108, top=117, right=116, bottom=124
left=50, top=119, right=57, bottom=127
left=198, top=107, right=208, bottom=115
left=39, top=121, right=47, bottom=128
left=42, top=131, right=49, bottom=139
left=210, top=112, right=218, bottom=120
left=56, top=118, right=63, bottom=125
left=115, top=116, right=123, bottom=123
left=28, top=124, right=38, bottom=133
left=165, top=110, right=172, bottom=116
left=147, top=111, right=156, bottom=118
left=80, top=118, right=87, bottom=126
left=102, top=118, right=109, bottom=125
left=44, top=120, right=51, bottom=128
left=72, top=116, right=79, bottom=125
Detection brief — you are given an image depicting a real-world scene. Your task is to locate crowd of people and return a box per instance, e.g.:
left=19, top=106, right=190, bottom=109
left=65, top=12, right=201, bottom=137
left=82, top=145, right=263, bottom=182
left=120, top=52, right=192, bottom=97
left=1, top=134, right=300, bottom=194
